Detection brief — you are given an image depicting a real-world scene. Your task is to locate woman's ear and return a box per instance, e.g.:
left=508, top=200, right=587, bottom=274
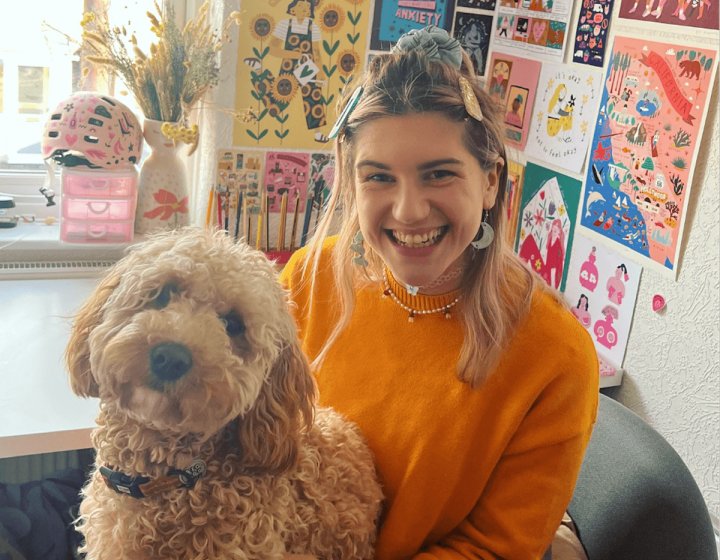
left=483, top=157, right=505, bottom=209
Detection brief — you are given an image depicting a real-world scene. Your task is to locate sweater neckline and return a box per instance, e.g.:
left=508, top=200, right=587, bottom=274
left=383, top=268, right=462, bottom=320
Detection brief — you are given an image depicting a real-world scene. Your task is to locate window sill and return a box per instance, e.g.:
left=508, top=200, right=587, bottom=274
left=0, top=220, right=136, bottom=265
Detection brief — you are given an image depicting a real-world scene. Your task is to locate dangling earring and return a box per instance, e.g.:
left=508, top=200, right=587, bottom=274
left=350, top=230, right=369, bottom=267
left=471, top=210, right=494, bottom=250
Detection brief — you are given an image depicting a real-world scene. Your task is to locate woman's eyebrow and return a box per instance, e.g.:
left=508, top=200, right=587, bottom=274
left=417, top=158, right=464, bottom=170
left=356, top=159, right=390, bottom=169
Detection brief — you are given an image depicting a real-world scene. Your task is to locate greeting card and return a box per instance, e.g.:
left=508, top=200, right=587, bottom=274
left=515, top=162, right=582, bottom=292
left=525, top=62, right=603, bottom=173
left=564, top=232, right=642, bottom=372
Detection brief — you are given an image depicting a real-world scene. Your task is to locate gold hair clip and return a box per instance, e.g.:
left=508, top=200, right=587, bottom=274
left=458, top=76, right=483, bottom=123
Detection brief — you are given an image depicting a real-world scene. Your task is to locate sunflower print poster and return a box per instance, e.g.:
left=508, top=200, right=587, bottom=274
left=233, top=0, right=370, bottom=150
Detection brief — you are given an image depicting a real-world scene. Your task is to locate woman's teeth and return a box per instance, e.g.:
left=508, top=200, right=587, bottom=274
left=393, top=227, right=444, bottom=247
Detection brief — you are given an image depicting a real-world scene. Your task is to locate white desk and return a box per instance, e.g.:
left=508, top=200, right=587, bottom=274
left=0, top=278, right=100, bottom=458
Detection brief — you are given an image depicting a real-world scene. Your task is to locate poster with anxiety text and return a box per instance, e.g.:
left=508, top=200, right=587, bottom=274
left=515, top=162, right=582, bottom=292
left=564, top=232, right=642, bottom=372
left=525, top=62, right=603, bottom=174
left=233, top=1, right=370, bottom=149
left=579, top=36, right=718, bottom=275
left=486, top=51, right=542, bottom=149
left=370, top=0, right=455, bottom=50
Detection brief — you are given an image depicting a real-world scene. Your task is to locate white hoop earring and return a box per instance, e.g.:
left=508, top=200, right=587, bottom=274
left=471, top=210, right=494, bottom=250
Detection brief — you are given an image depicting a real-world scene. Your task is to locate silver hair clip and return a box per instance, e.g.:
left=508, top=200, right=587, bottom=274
left=328, top=86, right=364, bottom=140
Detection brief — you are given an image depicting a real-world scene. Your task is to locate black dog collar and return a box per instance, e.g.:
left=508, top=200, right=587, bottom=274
left=99, top=459, right=207, bottom=499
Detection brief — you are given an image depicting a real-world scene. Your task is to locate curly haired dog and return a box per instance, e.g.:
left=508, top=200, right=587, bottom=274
left=66, top=228, right=382, bottom=560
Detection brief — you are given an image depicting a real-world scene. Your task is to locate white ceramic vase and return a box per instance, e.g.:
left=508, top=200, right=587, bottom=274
left=134, top=119, right=190, bottom=234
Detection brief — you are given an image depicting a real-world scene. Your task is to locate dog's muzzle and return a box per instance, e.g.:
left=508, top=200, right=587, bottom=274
left=150, top=342, right=193, bottom=382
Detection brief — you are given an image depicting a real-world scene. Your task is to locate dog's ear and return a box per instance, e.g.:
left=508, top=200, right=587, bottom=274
left=237, top=340, right=316, bottom=474
left=65, top=271, right=120, bottom=398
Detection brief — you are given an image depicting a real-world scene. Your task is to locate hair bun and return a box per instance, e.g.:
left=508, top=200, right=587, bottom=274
left=392, top=25, right=463, bottom=69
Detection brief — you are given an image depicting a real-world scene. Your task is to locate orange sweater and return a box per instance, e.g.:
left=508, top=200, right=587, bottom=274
left=280, top=242, right=598, bottom=559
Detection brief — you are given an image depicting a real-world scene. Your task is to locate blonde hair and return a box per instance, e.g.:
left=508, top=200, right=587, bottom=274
left=302, top=47, right=538, bottom=387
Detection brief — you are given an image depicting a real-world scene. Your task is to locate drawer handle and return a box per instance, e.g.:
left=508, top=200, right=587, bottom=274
left=88, top=179, right=110, bottom=189
left=86, top=201, right=111, bottom=214
left=87, top=224, right=108, bottom=238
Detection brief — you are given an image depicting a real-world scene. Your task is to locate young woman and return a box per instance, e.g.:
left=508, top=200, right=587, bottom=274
left=281, top=26, right=598, bottom=559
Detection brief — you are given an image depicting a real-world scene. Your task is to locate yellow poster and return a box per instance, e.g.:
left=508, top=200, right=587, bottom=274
left=234, top=0, right=370, bottom=149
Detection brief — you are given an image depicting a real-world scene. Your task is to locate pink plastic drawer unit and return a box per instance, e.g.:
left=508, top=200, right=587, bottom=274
left=61, top=219, right=135, bottom=244
left=62, top=170, right=137, bottom=198
left=60, top=168, right=138, bottom=244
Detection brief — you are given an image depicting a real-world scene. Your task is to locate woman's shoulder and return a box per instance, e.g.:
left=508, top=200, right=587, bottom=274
left=517, top=286, right=597, bottom=366
left=280, top=236, right=338, bottom=289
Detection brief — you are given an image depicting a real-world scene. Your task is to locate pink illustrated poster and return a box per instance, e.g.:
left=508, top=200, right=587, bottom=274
left=564, top=232, right=642, bottom=375
left=579, top=36, right=718, bottom=275
left=486, top=52, right=542, bottom=149
left=618, top=0, right=719, bottom=31
left=515, top=162, right=582, bottom=292
left=263, top=151, right=311, bottom=213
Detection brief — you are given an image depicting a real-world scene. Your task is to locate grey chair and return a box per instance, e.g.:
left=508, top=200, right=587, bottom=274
left=568, top=393, right=718, bottom=560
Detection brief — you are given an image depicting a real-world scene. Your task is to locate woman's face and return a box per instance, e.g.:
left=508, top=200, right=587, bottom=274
left=353, top=112, right=500, bottom=288
left=290, top=0, right=311, bottom=18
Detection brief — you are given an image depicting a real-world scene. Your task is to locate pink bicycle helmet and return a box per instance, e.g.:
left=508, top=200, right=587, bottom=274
left=41, top=92, right=143, bottom=169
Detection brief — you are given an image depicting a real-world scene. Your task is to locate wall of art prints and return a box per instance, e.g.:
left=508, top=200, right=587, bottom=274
left=618, top=0, right=719, bottom=31
left=525, top=62, right=603, bottom=173
left=572, top=0, right=615, bottom=67
left=515, top=162, right=583, bottom=291
left=564, top=232, right=642, bottom=378
left=370, top=0, right=456, bottom=50
left=505, top=159, right=526, bottom=246
left=578, top=35, right=718, bottom=275
left=486, top=51, right=542, bottom=149
left=233, top=1, right=370, bottom=149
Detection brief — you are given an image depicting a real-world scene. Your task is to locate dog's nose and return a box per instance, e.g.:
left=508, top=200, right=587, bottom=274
left=149, top=343, right=193, bottom=382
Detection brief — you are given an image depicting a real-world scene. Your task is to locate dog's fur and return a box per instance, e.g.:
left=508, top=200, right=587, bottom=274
left=66, top=229, right=382, bottom=559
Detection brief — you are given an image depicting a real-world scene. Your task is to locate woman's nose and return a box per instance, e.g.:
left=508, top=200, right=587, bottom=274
left=392, top=180, right=430, bottom=224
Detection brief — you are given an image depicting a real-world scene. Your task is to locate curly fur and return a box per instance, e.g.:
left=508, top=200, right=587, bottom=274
left=66, top=228, right=382, bottom=559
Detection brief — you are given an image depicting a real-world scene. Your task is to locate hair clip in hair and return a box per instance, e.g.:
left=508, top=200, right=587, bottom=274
left=458, top=76, right=483, bottom=123
left=328, top=86, right=364, bottom=140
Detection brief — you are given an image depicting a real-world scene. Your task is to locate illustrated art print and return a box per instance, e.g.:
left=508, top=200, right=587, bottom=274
left=525, top=62, right=603, bottom=174
left=564, top=232, right=642, bottom=374
left=494, top=0, right=572, bottom=62
left=457, top=0, right=497, bottom=10
left=515, top=162, right=583, bottom=292
left=572, top=0, right=615, bottom=67
left=618, top=0, right=719, bottom=31
left=370, top=0, right=456, bottom=50
left=453, top=12, right=494, bottom=75
left=234, top=1, right=370, bottom=149
left=486, top=51, right=542, bottom=149
left=579, top=36, right=718, bottom=275
left=505, top=159, right=526, bottom=246
left=263, top=151, right=311, bottom=214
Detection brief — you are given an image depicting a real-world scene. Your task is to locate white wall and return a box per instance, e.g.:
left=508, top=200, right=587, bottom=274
left=605, top=75, right=719, bottom=522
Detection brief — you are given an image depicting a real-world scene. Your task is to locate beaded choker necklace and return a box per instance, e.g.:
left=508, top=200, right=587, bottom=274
left=382, top=268, right=460, bottom=322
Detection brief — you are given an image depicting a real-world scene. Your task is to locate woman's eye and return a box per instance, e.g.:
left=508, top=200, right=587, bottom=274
left=365, top=173, right=394, bottom=183
left=152, top=283, right=178, bottom=309
left=426, top=169, right=455, bottom=181
left=222, top=312, right=245, bottom=337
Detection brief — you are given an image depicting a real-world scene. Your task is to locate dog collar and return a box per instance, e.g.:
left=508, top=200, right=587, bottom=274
left=99, top=459, right=207, bottom=499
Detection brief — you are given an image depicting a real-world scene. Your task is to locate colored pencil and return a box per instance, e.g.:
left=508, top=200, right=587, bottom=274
left=278, top=192, right=288, bottom=251
left=289, top=192, right=300, bottom=251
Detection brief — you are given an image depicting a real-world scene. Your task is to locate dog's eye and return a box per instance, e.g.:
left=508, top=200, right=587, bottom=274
left=152, top=283, right=178, bottom=309
left=222, top=312, right=245, bottom=337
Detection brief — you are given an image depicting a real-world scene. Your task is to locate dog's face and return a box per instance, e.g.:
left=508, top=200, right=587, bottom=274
left=67, top=229, right=313, bottom=448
